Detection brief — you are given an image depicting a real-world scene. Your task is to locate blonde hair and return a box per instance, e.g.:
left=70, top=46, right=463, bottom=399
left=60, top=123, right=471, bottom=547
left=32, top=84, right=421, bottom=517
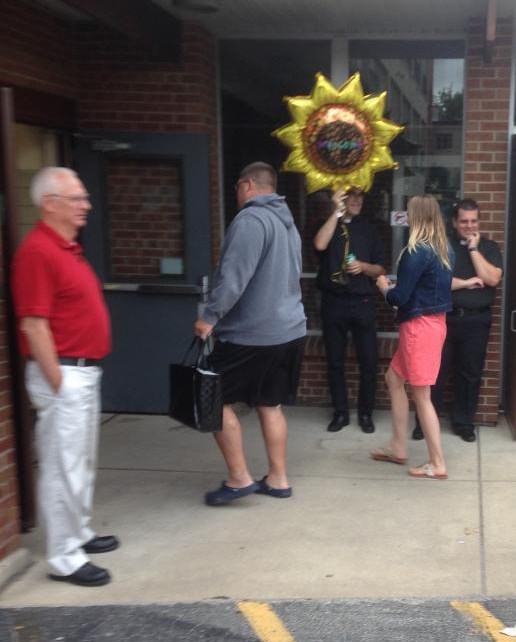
left=402, top=194, right=452, bottom=270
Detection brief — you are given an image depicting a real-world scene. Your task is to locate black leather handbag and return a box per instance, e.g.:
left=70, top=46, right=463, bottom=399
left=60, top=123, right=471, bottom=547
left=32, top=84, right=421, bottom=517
left=169, top=337, right=223, bottom=432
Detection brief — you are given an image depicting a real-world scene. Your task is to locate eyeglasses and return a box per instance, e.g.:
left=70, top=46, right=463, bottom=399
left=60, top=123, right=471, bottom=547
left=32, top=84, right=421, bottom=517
left=48, top=194, right=91, bottom=203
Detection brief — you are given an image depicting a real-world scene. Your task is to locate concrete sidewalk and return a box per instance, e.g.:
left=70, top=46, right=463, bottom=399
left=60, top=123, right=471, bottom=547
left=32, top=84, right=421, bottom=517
left=2, top=406, right=516, bottom=606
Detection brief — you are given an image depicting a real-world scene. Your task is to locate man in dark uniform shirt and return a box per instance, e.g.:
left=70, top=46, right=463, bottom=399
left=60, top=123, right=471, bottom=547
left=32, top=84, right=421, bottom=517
left=314, top=188, right=385, bottom=433
left=413, top=198, right=503, bottom=443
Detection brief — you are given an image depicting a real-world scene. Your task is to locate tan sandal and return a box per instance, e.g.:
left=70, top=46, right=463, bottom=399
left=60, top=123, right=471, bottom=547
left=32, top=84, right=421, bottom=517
left=408, top=463, right=448, bottom=480
left=370, top=447, right=407, bottom=465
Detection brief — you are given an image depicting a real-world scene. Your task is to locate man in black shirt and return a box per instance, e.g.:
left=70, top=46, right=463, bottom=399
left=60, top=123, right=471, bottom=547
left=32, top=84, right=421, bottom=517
left=314, top=188, right=385, bottom=433
left=413, top=198, right=503, bottom=443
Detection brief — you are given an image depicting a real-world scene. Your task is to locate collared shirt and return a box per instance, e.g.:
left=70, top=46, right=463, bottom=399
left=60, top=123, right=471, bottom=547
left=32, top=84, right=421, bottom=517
left=11, top=220, right=111, bottom=358
left=451, top=235, right=503, bottom=309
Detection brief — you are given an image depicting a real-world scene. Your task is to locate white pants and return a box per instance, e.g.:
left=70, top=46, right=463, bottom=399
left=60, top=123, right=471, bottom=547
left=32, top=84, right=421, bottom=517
left=26, top=361, right=102, bottom=575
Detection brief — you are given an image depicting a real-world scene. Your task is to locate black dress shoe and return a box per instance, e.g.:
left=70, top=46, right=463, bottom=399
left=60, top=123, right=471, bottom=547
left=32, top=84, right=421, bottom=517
left=359, top=415, right=375, bottom=434
left=458, top=429, right=476, bottom=443
left=327, top=412, right=349, bottom=432
left=49, top=562, right=110, bottom=587
left=453, top=424, right=476, bottom=443
left=82, top=535, right=120, bottom=554
left=412, top=425, right=424, bottom=440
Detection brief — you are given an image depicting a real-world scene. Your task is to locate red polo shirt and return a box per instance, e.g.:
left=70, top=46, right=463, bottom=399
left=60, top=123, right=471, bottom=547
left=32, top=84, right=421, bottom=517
left=11, top=221, right=111, bottom=359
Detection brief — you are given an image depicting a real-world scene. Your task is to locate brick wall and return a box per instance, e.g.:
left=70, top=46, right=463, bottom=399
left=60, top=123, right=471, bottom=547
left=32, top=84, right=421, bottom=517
left=76, top=22, right=220, bottom=257
left=460, top=17, right=512, bottom=424
left=0, top=250, right=21, bottom=560
left=299, top=335, right=397, bottom=410
left=0, top=0, right=76, bottom=97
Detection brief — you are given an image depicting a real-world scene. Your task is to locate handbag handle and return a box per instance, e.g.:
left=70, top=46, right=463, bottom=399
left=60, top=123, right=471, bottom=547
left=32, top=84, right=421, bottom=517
left=182, top=337, right=210, bottom=368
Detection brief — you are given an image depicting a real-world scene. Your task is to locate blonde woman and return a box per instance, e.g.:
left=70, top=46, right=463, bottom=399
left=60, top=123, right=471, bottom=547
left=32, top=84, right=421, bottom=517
left=372, top=195, right=453, bottom=479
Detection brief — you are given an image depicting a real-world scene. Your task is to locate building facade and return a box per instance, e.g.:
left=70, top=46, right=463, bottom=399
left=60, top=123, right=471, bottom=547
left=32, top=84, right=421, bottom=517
left=0, top=0, right=514, bottom=569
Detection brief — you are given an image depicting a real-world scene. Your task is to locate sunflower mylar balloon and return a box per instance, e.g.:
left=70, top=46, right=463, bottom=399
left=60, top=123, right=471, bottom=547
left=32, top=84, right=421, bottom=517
left=272, top=72, right=404, bottom=193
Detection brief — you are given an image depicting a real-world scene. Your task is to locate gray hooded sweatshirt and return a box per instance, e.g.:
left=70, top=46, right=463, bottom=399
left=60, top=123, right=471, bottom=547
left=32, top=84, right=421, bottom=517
left=202, top=193, right=307, bottom=346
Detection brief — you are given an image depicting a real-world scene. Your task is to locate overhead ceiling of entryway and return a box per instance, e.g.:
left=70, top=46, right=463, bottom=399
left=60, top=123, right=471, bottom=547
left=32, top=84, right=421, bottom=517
left=27, top=0, right=515, bottom=38
left=152, top=0, right=514, bottom=37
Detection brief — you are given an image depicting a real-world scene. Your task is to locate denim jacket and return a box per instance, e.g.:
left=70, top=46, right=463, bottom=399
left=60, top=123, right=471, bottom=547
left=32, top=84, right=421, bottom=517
left=385, top=243, right=454, bottom=324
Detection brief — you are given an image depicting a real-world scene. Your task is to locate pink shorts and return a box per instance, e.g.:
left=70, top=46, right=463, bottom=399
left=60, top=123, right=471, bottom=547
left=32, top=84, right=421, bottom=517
left=390, top=313, right=447, bottom=386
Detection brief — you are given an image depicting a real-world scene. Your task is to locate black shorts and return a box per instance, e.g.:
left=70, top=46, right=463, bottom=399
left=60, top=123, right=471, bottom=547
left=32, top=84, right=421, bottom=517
left=208, top=336, right=305, bottom=407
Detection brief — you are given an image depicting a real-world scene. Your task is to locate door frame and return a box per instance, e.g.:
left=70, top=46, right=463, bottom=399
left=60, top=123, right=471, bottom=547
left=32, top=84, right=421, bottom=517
left=0, top=87, right=37, bottom=529
left=503, top=134, right=516, bottom=436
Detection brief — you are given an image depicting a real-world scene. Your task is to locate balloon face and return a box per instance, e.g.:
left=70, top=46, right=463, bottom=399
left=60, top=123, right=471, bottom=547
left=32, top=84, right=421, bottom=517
left=272, top=72, right=404, bottom=194
left=304, top=104, right=373, bottom=174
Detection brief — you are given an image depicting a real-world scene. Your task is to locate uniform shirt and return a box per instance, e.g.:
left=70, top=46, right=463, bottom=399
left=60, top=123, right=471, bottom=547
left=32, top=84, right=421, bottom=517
left=12, top=221, right=111, bottom=358
left=450, top=235, right=503, bottom=309
left=316, top=215, right=385, bottom=296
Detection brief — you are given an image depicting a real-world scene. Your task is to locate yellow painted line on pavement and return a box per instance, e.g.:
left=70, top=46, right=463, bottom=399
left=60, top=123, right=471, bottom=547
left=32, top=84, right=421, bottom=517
left=238, top=601, right=296, bottom=642
left=451, top=601, right=507, bottom=641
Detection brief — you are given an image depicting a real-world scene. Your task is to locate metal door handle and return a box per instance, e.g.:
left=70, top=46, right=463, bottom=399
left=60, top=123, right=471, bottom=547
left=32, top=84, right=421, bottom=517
left=511, top=310, right=516, bottom=332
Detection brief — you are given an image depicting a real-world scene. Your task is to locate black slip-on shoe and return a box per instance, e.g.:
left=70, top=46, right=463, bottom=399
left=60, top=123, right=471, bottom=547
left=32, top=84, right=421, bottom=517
left=255, top=475, right=292, bottom=498
left=327, top=413, right=350, bottom=432
left=453, top=424, right=476, bottom=443
left=412, top=425, right=424, bottom=440
left=205, top=481, right=259, bottom=506
left=49, top=562, right=111, bottom=587
left=459, top=429, right=476, bottom=442
left=82, top=535, right=119, bottom=554
left=359, top=415, right=376, bottom=434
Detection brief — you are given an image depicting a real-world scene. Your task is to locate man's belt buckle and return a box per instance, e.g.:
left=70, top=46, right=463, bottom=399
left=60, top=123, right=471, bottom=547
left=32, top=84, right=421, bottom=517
left=77, top=357, right=86, bottom=366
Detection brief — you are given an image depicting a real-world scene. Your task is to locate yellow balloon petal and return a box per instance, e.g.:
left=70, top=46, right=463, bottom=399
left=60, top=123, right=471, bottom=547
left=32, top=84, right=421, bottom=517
left=272, top=123, right=302, bottom=148
left=369, top=145, right=395, bottom=171
left=311, top=72, right=339, bottom=107
left=373, top=120, right=405, bottom=145
left=286, top=96, right=317, bottom=126
left=362, top=92, right=386, bottom=121
left=282, top=149, right=312, bottom=173
left=349, top=166, right=374, bottom=192
left=306, top=172, right=332, bottom=193
left=336, top=72, right=365, bottom=110
left=333, top=176, right=357, bottom=193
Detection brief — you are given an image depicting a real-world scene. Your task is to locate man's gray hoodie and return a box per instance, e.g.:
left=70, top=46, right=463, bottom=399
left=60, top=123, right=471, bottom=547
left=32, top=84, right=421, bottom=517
left=202, top=193, right=307, bottom=346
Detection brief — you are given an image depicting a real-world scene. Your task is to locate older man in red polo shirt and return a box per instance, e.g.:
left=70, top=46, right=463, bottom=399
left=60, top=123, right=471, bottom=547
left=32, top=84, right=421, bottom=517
left=12, top=167, right=117, bottom=587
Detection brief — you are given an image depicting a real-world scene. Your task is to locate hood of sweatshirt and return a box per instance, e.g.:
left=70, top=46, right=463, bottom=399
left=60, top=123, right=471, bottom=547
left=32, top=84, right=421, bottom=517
left=242, top=193, right=294, bottom=229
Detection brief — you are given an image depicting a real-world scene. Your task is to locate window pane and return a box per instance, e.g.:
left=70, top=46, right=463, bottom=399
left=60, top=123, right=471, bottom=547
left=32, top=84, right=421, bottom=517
left=350, top=56, right=464, bottom=262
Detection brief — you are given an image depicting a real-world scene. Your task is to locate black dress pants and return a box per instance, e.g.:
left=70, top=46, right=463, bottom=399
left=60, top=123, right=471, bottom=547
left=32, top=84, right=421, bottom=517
left=432, top=310, right=491, bottom=428
left=321, top=291, right=378, bottom=416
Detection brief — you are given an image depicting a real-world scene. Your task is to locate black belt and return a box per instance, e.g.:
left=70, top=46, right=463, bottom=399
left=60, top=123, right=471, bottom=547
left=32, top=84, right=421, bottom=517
left=58, top=357, right=101, bottom=366
left=449, top=306, right=490, bottom=317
